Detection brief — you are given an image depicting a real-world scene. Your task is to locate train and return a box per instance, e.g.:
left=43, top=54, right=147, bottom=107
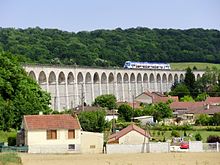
left=123, top=61, right=171, bottom=70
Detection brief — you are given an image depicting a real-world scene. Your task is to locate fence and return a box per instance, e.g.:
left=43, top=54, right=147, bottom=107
left=203, top=142, right=219, bottom=152
left=0, top=145, right=28, bottom=152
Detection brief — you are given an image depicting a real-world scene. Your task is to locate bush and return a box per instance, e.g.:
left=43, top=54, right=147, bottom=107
left=171, top=130, right=180, bottom=137
left=8, top=136, right=16, bottom=146
left=195, top=133, right=202, bottom=141
left=207, top=135, right=220, bottom=143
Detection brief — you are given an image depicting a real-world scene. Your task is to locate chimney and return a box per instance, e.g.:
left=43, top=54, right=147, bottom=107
left=205, top=104, right=210, bottom=110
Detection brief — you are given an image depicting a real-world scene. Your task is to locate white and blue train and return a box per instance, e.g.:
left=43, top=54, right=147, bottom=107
left=123, top=61, right=171, bottom=70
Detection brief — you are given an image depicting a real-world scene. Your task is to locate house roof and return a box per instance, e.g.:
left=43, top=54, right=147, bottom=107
left=24, top=114, right=81, bottom=130
left=108, top=124, right=150, bottom=143
left=135, top=91, right=178, bottom=104
left=170, top=101, right=205, bottom=111
left=187, top=105, right=220, bottom=115
left=205, top=97, right=220, bottom=105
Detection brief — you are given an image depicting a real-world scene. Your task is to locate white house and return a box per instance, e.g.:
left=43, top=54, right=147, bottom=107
left=108, top=124, right=150, bottom=144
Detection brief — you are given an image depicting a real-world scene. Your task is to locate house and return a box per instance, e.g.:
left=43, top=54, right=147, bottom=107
left=108, top=124, right=150, bottom=144
left=205, top=97, right=220, bottom=105
left=105, top=110, right=119, bottom=121
left=20, top=114, right=103, bottom=153
left=135, top=91, right=178, bottom=104
left=133, top=116, right=154, bottom=126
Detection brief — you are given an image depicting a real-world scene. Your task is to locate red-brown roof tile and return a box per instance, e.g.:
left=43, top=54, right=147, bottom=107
left=170, top=101, right=205, bottom=111
left=24, top=114, right=81, bottom=130
left=187, top=105, right=220, bottom=115
left=205, top=97, right=220, bottom=105
left=108, top=124, right=149, bottom=143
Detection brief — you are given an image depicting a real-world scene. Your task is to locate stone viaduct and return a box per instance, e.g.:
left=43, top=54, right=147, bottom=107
left=24, top=65, right=204, bottom=111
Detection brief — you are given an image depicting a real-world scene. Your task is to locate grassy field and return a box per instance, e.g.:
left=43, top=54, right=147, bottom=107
left=0, top=130, right=17, bottom=143
left=0, top=153, right=21, bottom=165
left=150, top=130, right=220, bottom=142
left=170, top=62, right=220, bottom=70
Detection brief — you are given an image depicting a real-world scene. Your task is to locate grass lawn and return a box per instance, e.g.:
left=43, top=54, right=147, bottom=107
left=170, top=62, right=220, bottom=71
left=0, top=130, right=17, bottom=143
left=0, top=153, right=22, bottom=165
left=150, top=130, right=220, bottom=142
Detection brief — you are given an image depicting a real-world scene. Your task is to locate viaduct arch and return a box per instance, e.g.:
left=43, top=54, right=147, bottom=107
left=24, top=65, right=204, bottom=111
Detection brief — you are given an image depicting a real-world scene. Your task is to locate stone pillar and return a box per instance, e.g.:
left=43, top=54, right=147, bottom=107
left=107, top=81, right=109, bottom=94
left=99, top=82, right=102, bottom=95
left=65, top=80, right=69, bottom=109
left=55, top=81, right=61, bottom=111
left=135, top=81, right=138, bottom=96
left=91, top=82, right=94, bottom=102
left=122, top=81, right=125, bottom=101
left=114, top=81, right=118, bottom=99
left=75, top=82, right=79, bottom=107
left=128, top=81, right=131, bottom=102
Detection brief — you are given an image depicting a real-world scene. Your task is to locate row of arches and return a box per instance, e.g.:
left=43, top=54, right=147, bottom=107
left=28, top=70, right=202, bottom=111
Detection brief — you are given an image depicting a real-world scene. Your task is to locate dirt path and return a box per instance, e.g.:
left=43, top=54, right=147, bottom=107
left=20, top=152, right=220, bottom=165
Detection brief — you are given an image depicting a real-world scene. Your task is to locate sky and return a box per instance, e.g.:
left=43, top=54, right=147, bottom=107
left=0, top=0, right=220, bottom=32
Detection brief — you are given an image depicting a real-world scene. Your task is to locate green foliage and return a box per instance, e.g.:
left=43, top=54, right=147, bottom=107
left=211, top=113, right=220, bottom=126
left=195, top=93, right=208, bottom=101
left=78, top=110, right=107, bottom=132
left=118, top=104, right=133, bottom=122
left=207, top=135, right=220, bottom=143
left=94, top=94, right=117, bottom=110
left=169, top=83, right=190, bottom=99
left=0, top=28, right=220, bottom=66
left=0, top=52, right=51, bottom=130
left=195, top=133, right=202, bottom=141
left=171, top=130, right=180, bottom=137
left=180, top=95, right=195, bottom=102
left=7, top=136, right=16, bottom=146
left=195, top=114, right=211, bottom=126
left=184, top=67, right=196, bottom=95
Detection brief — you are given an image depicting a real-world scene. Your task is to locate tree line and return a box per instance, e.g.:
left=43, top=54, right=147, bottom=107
left=0, top=27, right=220, bottom=67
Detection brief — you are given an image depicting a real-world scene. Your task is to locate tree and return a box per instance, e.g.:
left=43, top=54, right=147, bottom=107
left=118, top=104, right=133, bottom=122
left=180, top=95, right=195, bottom=102
left=211, top=113, right=220, bottom=126
left=184, top=67, right=195, bottom=96
left=0, top=51, right=51, bottom=130
left=195, top=133, right=202, bottom=141
left=169, top=83, right=190, bottom=99
left=195, top=93, right=208, bottom=101
left=93, top=94, right=117, bottom=110
left=207, top=135, right=220, bottom=143
left=195, top=114, right=210, bottom=126
left=78, top=109, right=107, bottom=132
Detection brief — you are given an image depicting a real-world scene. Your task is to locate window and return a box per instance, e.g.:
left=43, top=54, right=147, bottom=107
left=68, top=144, right=75, bottom=150
left=90, top=145, right=96, bottom=149
left=47, top=130, right=57, bottom=139
left=68, top=130, right=75, bottom=139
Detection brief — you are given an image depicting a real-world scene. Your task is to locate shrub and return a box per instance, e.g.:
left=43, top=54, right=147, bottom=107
left=8, top=136, right=16, bottom=146
left=195, top=133, right=202, bottom=141
left=171, top=130, right=180, bottom=137
left=207, top=135, right=220, bottom=143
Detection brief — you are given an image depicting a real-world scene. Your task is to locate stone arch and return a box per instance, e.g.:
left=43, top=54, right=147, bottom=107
left=180, top=74, right=184, bottom=82
left=85, top=72, right=92, bottom=83
left=77, top=72, right=83, bottom=84
left=197, top=74, right=201, bottom=80
left=101, top=72, right=107, bottom=94
left=137, top=73, right=142, bottom=83
left=38, top=71, right=47, bottom=84
left=162, top=73, right=167, bottom=92
left=93, top=72, right=99, bottom=84
left=168, top=74, right=173, bottom=83
left=58, top=72, right=65, bottom=85
left=123, top=73, right=129, bottom=83
left=108, top=72, right=114, bottom=95
left=29, top=71, right=36, bottom=80
left=174, top=74, right=178, bottom=83
left=143, top=73, right=148, bottom=83
left=162, top=74, right=167, bottom=83
left=49, top=71, right=56, bottom=85
left=130, top=73, right=135, bottom=82
left=117, top=73, right=122, bottom=83
left=67, top=72, right=74, bottom=85
left=149, top=73, right=155, bottom=91
left=156, top=74, right=162, bottom=92
left=137, top=73, right=142, bottom=95
left=108, top=73, right=114, bottom=83
left=101, top=72, right=107, bottom=84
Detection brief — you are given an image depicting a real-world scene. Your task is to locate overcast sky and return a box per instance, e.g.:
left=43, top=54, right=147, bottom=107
left=1, top=0, right=219, bottom=32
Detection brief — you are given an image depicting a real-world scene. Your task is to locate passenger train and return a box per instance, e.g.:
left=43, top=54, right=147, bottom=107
left=123, top=61, right=171, bottom=70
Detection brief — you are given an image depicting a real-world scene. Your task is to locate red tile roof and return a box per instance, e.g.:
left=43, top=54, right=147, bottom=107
left=205, top=97, right=220, bottom=105
left=24, top=114, right=81, bottom=130
left=108, top=124, right=150, bottom=143
left=187, top=105, right=220, bottom=115
left=170, top=101, right=205, bottom=111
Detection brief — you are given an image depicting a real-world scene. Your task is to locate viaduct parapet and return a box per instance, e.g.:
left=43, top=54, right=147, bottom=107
left=24, top=65, right=204, bottom=111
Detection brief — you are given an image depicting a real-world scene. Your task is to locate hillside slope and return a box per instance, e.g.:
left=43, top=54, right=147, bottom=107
left=0, top=27, right=220, bottom=67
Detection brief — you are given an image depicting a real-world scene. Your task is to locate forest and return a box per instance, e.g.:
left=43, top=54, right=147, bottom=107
left=0, top=27, right=220, bottom=67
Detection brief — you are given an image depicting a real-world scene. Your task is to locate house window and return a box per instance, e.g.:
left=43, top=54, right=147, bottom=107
left=47, top=130, right=57, bottom=139
left=68, top=144, right=75, bottom=150
left=68, top=130, right=75, bottom=139
left=90, top=145, right=96, bottom=149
